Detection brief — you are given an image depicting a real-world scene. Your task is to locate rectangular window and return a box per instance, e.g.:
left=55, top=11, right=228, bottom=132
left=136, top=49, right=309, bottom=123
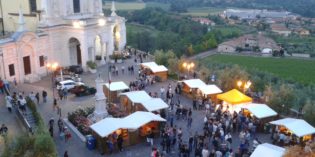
left=29, top=0, right=37, bottom=13
left=39, top=56, right=45, bottom=67
left=9, top=64, right=15, bottom=76
left=73, top=0, right=81, bottom=13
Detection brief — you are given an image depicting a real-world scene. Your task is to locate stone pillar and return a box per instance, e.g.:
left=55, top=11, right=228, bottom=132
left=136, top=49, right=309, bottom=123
left=100, top=42, right=106, bottom=65
left=93, top=75, right=108, bottom=122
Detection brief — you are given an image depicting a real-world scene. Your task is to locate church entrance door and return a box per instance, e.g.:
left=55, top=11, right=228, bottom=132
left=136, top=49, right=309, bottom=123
left=69, top=38, right=82, bottom=65
left=23, top=56, right=31, bottom=75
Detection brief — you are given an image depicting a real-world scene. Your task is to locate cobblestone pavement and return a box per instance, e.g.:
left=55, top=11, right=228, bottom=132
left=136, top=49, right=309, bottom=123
left=6, top=55, right=271, bottom=157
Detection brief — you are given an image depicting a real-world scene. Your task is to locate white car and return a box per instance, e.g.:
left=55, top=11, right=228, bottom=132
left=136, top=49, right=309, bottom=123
left=56, top=80, right=84, bottom=90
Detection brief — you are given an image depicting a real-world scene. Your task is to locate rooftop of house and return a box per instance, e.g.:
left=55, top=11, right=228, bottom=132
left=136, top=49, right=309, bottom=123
left=271, top=24, right=291, bottom=32
left=219, top=34, right=280, bottom=50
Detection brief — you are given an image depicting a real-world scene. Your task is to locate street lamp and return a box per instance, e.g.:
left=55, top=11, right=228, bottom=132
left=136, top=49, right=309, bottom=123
left=182, top=61, right=195, bottom=78
left=47, top=62, right=58, bottom=98
left=237, top=80, right=252, bottom=93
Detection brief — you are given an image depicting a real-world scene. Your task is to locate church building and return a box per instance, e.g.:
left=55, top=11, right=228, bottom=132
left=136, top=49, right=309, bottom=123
left=0, top=0, right=126, bottom=83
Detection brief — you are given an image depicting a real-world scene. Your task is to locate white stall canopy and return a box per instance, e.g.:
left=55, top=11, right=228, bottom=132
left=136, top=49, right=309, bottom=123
left=199, top=85, right=222, bottom=95
left=119, top=91, right=151, bottom=103
left=270, top=118, right=315, bottom=137
left=141, top=62, right=168, bottom=73
left=90, top=117, right=123, bottom=138
left=104, top=81, right=129, bottom=91
left=122, top=111, right=166, bottom=129
left=242, top=103, right=277, bottom=119
left=90, top=111, right=166, bottom=138
left=181, top=79, right=206, bottom=89
left=250, top=143, right=285, bottom=157
left=141, top=98, right=169, bottom=112
left=150, top=65, right=168, bottom=73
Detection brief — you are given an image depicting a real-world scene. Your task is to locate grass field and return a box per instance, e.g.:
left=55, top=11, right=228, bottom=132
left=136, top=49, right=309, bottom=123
left=103, top=1, right=169, bottom=11
left=181, top=7, right=225, bottom=17
left=203, top=54, right=315, bottom=84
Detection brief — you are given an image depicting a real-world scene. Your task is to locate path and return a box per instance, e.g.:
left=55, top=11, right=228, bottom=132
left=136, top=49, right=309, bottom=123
left=189, top=49, right=218, bottom=60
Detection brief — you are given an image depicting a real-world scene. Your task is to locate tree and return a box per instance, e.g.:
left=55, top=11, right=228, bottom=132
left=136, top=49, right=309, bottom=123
left=198, top=66, right=211, bottom=82
left=303, top=100, right=315, bottom=126
left=154, top=50, right=177, bottom=67
left=267, top=84, right=295, bottom=114
left=217, top=65, right=249, bottom=91
left=186, top=44, right=195, bottom=56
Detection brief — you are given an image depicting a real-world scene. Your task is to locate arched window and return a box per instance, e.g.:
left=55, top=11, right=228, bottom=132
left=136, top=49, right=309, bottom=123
left=73, top=0, right=80, bottom=13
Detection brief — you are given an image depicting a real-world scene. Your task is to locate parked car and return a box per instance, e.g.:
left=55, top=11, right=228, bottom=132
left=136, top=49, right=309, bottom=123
left=55, top=74, right=82, bottom=85
left=55, top=75, right=74, bottom=84
left=67, top=65, right=84, bottom=74
left=56, top=80, right=84, bottom=90
left=69, top=85, right=96, bottom=97
left=54, top=65, right=84, bottom=76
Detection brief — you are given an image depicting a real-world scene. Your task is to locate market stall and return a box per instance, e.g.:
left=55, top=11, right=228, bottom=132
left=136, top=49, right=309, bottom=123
left=139, top=98, right=169, bottom=112
left=242, top=103, right=277, bottom=119
left=198, top=84, right=222, bottom=102
left=119, top=91, right=151, bottom=114
left=90, top=111, right=166, bottom=154
left=269, top=118, right=315, bottom=141
left=140, top=62, right=168, bottom=81
left=250, top=143, right=285, bottom=157
left=216, top=89, right=253, bottom=113
left=103, top=81, right=129, bottom=102
left=241, top=103, right=278, bottom=132
left=180, top=79, right=206, bottom=98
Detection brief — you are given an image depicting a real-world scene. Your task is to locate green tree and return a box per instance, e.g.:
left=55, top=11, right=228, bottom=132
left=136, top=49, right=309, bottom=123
left=303, top=100, right=315, bottom=125
left=267, top=84, right=295, bottom=114
left=217, top=65, right=249, bottom=91
left=33, top=133, right=56, bottom=157
left=186, top=44, right=195, bottom=56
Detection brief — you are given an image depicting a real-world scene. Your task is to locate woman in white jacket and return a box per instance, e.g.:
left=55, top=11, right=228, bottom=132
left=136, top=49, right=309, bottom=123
left=5, top=95, right=13, bottom=113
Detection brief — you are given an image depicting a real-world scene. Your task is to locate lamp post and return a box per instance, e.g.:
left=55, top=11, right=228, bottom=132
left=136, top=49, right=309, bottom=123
left=47, top=62, right=58, bottom=98
left=237, top=80, right=252, bottom=93
left=182, top=61, right=195, bottom=78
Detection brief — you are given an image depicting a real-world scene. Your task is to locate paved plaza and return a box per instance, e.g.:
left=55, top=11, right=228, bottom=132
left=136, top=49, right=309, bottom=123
left=0, top=55, right=271, bottom=157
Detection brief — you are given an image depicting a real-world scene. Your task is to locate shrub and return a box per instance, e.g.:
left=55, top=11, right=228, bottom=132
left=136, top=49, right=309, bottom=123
left=33, top=133, right=56, bottom=157
left=86, top=61, right=97, bottom=69
left=109, top=53, right=123, bottom=60
left=4, top=98, right=58, bottom=157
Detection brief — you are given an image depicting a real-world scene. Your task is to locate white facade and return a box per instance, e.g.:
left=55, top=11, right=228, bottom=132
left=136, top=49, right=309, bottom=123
left=0, top=0, right=126, bottom=83
left=217, top=44, right=236, bottom=53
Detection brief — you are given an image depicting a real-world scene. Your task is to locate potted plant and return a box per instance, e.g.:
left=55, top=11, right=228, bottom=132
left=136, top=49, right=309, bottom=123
left=109, top=53, right=123, bottom=63
left=86, top=61, right=97, bottom=73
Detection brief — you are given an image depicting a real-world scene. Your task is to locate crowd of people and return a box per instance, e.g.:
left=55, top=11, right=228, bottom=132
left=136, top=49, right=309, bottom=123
left=143, top=80, right=267, bottom=157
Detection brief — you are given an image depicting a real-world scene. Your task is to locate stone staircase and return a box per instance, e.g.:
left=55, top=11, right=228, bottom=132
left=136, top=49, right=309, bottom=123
left=23, top=108, right=37, bottom=130
left=6, top=85, right=37, bottom=133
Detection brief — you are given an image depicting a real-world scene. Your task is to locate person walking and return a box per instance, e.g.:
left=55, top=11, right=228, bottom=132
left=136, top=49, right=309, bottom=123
left=187, top=116, right=193, bottom=129
left=0, top=124, right=8, bottom=136
left=13, top=78, right=17, bottom=86
left=5, top=95, right=13, bottom=113
left=35, top=92, right=40, bottom=104
left=117, top=134, right=124, bottom=152
left=53, top=98, right=57, bottom=111
left=42, top=90, right=47, bottom=103
left=64, top=151, right=69, bottom=157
